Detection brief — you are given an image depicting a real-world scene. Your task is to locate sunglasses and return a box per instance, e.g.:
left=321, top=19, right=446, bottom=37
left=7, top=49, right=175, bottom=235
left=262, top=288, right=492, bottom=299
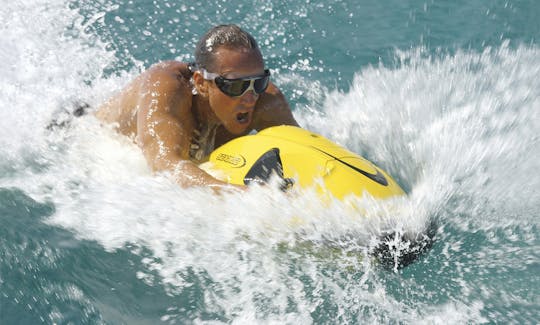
left=201, top=69, right=271, bottom=97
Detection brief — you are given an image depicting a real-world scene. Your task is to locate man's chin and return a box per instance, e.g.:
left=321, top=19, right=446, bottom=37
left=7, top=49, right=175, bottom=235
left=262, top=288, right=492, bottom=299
left=224, top=124, right=250, bottom=136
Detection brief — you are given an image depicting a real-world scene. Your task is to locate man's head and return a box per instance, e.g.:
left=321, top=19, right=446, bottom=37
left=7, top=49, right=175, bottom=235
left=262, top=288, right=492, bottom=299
left=193, top=25, right=268, bottom=135
left=194, top=24, right=260, bottom=71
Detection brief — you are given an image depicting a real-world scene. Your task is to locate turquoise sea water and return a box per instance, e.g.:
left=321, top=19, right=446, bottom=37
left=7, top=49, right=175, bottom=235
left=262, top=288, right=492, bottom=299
left=1, top=0, right=539, bottom=324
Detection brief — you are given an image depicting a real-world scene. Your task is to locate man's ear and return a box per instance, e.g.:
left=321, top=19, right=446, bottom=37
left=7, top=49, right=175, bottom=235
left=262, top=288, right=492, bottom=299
left=192, top=71, right=209, bottom=97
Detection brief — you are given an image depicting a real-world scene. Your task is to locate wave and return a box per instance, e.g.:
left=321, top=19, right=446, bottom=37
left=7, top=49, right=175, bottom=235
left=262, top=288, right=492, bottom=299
left=1, top=1, right=539, bottom=322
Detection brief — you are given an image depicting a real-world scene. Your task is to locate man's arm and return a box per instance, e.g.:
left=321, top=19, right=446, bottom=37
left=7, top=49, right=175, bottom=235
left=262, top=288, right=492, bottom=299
left=252, top=82, right=299, bottom=130
left=135, top=63, right=242, bottom=190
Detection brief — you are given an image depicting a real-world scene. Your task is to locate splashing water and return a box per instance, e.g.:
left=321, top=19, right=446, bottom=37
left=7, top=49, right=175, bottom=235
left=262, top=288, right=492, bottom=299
left=1, top=1, right=539, bottom=324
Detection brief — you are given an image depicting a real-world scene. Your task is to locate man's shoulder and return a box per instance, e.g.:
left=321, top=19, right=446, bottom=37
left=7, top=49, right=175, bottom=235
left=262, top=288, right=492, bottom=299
left=252, top=82, right=298, bottom=130
left=148, top=60, right=190, bottom=75
left=140, top=61, right=193, bottom=92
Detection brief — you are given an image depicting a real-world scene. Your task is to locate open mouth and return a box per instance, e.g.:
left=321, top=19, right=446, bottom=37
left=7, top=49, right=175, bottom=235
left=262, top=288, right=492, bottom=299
left=236, top=112, right=250, bottom=124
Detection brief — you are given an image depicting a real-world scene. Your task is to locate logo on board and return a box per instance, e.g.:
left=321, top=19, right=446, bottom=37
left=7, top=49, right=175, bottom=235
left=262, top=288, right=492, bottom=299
left=216, top=153, right=246, bottom=168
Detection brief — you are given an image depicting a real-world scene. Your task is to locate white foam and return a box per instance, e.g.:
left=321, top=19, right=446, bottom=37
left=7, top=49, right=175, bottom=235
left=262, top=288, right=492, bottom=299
left=301, top=44, right=540, bottom=229
left=2, top=2, right=540, bottom=321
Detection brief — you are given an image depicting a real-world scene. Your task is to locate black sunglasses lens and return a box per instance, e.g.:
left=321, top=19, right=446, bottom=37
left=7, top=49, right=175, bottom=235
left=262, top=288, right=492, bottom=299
left=230, top=80, right=251, bottom=96
left=216, top=79, right=249, bottom=97
left=254, top=76, right=269, bottom=94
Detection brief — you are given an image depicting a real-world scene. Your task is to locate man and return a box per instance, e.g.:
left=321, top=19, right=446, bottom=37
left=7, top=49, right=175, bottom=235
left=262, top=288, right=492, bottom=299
left=96, top=24, right=298, bottom=191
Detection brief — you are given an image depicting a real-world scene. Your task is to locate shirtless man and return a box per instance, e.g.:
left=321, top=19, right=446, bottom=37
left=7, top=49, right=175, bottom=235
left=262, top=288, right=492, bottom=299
left=96, top=24, right=298, bottom=191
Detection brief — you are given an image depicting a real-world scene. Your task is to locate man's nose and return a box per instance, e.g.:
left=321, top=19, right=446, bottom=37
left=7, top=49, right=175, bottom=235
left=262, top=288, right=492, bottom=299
left=240, top=90, right=258, bottom=105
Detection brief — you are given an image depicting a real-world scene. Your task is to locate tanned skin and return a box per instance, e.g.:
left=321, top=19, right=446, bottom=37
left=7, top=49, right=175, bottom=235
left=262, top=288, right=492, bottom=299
left=95, top=47, right=298, bottom=191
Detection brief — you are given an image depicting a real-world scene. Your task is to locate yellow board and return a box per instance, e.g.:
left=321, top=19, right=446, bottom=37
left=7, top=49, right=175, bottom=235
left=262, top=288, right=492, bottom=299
left=203, top=126, right=405, bottom=200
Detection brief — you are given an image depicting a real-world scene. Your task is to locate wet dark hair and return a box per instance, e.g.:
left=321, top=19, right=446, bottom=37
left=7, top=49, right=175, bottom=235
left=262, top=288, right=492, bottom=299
left=194, top=24, right=260, bottom=71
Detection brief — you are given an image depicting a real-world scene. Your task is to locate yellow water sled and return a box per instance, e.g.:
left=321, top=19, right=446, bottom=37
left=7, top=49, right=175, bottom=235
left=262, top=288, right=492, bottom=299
left=204, top=125, right=405, bottom=200
left=203, top=126, right=435, bottom=268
